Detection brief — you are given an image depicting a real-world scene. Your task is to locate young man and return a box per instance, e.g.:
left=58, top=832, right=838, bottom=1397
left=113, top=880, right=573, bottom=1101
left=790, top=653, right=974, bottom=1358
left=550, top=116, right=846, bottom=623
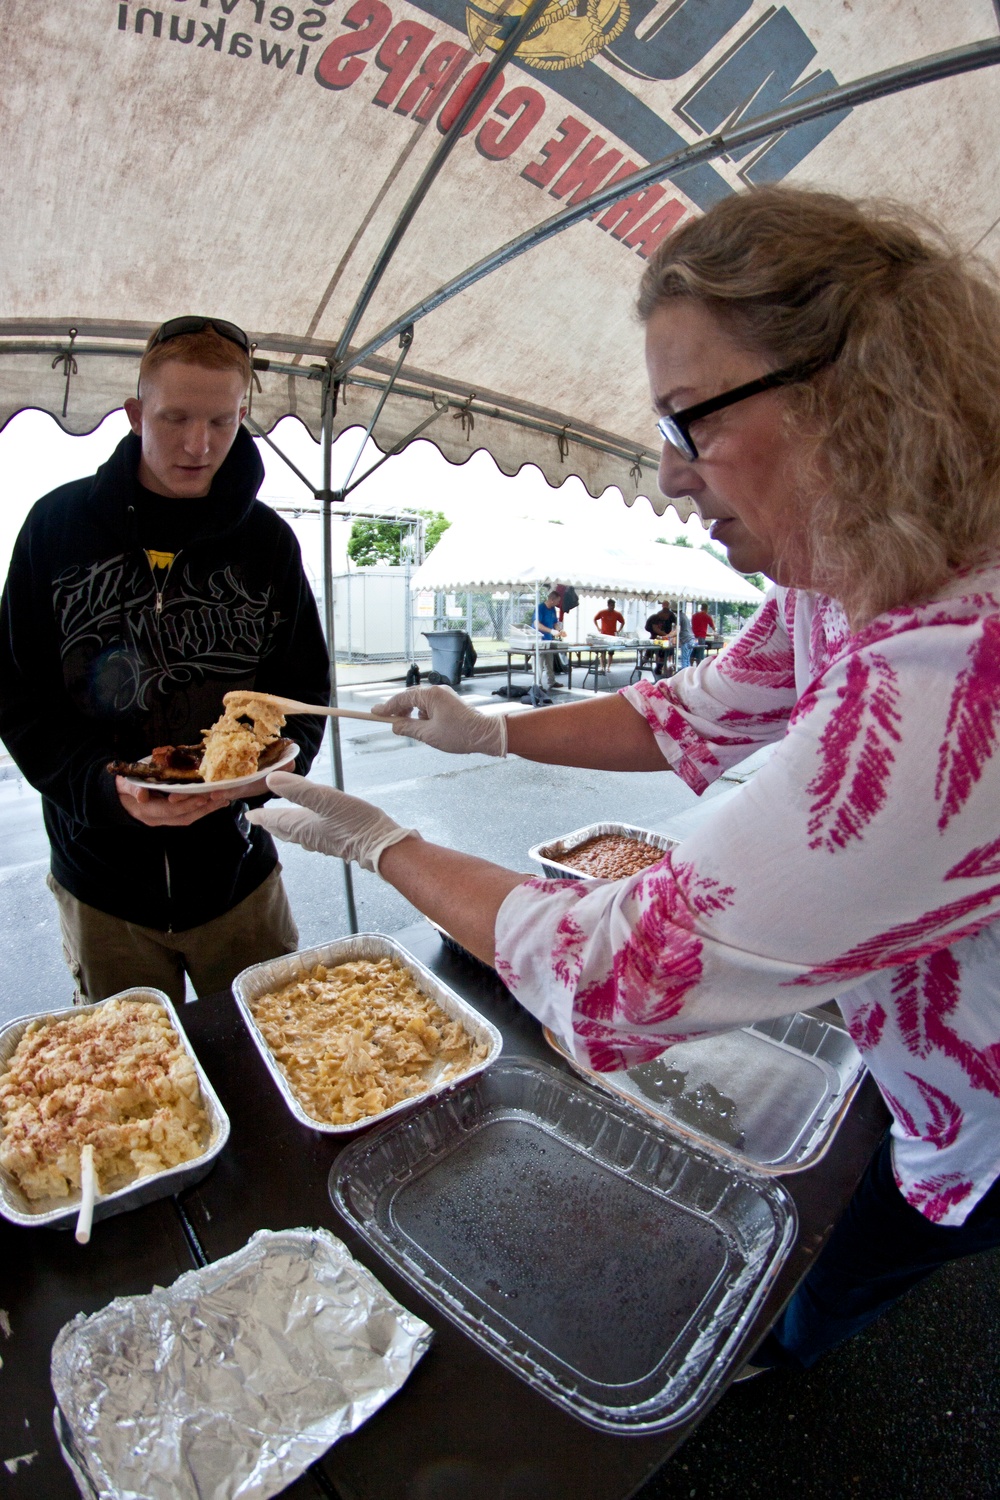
left=592, top=597, right=624, bottom=674
left=0, top=317, right=329, bottom=1004
left=676, top=609, right=696, bottom=668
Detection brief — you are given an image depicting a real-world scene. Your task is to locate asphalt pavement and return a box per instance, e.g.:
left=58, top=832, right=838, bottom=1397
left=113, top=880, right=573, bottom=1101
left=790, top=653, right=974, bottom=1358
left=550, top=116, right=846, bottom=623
left=1, top=665, right=996, bottom=1499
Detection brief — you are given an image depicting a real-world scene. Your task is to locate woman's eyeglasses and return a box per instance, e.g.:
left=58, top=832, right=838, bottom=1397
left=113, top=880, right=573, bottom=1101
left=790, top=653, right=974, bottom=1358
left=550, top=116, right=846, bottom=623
left=656, top=360, right=825, bottom=461
left=151, top=316, right=251, bottom=353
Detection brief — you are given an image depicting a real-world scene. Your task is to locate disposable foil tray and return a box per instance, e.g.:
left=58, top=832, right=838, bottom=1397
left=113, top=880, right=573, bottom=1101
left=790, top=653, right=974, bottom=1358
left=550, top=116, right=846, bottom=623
left=51, top=1227, right=433, bottom=1500
left=528, top=822, right=675, bottom=880
left=545, top=1010, right=865, bottom=1174
left=331, top=1057, right=796, bottom=1434
left=232, top=934, right=502, bottom=1134
left=0, top=988, right=229, bottom=1230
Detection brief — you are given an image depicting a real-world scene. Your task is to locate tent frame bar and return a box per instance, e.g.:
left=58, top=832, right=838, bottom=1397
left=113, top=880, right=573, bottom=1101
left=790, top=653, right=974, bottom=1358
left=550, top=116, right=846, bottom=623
left=317, top=371, right=359, bottom=933
left=339, top=326, right=414, bottom=493
left=0, top=336, right=659, bottom=479
left=343, top=373, right=658, bottom=471
left=342, top=401, right=449, bottom=497
left=244, top=414, right=319, bottom=494
left=332, top=0, right=555, bottom=363
left=336, top=33, right=1000, bottom=379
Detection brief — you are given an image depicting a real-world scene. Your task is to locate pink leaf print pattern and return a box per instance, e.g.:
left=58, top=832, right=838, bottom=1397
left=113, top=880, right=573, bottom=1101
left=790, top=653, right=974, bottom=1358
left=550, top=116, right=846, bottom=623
left=551, top=910, right=590, bottom=989
left=935, top=615, right=1000, bottom=830
left=880, top=1086, right=920, bottom=1138
left=716, top=596, right=796, bottom=690
left=493, top=956, right=520, bottom=990
left=573, top=858, right=734, bottom=1035
left=904, top=1073, right=963, bottom=1150
left=846, top=1000, right=886, bottom=1052
left=906, top=1173, right=974, bottom=1224
left=892, top=949, right=961, bottom=1060
left=809, top=595, right=850, bottom=676
left=946, top=836, right=1000, bottom=881
left=627, top=681, right=723, bottom=793
left=805, top=652, right=901, bottom=852
left=891, top=949, right=1000, bottom=1100
left=790, top=880, right=1000, bottom=987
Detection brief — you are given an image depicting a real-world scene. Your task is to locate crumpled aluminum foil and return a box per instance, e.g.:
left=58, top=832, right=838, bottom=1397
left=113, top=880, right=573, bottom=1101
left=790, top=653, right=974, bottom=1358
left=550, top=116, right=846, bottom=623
left=51, top=1227, right=433, bottom=1500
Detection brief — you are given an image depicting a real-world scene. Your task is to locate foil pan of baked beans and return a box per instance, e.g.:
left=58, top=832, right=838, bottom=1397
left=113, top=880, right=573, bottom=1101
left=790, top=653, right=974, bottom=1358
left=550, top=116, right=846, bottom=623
left=528, top=822, right=676, bottom=881
left=51, top=1226, right=433, bottom=1500
left=232, top=934, right=503, bottom=1134
left=0, top=988, right=230, bottom=1230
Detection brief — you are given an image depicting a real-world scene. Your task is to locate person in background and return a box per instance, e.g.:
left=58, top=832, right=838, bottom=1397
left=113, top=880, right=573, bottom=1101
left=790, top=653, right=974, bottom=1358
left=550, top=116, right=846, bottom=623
left=592, top=596, right=625, bottom=673
left=691, top=604, right=715, bottom=663
left=0, top=317, right=329, bottom=1005
left=676, top=608, right=695, bottom=668
left=533, top=588, right=565, bottom=689
left=644, top=598, right=676, bottom=677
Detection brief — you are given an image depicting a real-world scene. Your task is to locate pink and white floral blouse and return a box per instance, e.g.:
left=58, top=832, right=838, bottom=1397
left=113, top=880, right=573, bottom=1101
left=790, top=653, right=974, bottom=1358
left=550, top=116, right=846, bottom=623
left=495, top=567, right=1000, bottom=1225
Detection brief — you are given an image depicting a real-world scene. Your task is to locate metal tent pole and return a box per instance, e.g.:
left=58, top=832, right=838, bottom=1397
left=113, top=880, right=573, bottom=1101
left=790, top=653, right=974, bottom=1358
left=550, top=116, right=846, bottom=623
left=320, top=371, right=359, bottom=934
left=534, top=581, right=541, bottom=689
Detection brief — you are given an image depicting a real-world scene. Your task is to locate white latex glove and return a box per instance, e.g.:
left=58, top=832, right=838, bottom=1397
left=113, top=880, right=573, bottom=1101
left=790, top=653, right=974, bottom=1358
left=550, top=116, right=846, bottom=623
left=371, top=684, right=507, bottom=757
left=247, top=772, right=417, bottom=873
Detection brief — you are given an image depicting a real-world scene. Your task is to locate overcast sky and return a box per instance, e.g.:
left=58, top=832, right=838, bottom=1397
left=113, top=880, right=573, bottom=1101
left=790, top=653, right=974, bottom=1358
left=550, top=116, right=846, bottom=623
left=0, top=409, right=709, bottom=591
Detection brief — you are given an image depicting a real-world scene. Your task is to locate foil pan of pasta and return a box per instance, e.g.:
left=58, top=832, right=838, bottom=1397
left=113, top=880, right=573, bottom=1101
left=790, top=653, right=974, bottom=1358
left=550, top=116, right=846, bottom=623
left=0, top=988, right=230, bottom=1229
left=232, top=935, right=503, bottom=1133
left=528, top=822, right=676, bottom=881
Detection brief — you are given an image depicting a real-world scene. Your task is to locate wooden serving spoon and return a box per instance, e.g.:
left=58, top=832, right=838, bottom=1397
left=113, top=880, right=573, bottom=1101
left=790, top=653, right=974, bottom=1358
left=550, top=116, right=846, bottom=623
left=223, top=690, right=382, bottom=723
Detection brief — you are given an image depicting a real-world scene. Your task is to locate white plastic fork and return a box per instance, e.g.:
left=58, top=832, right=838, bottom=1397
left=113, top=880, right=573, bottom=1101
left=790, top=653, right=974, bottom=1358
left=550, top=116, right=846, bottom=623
left=223, top=690, right=381, bottom=723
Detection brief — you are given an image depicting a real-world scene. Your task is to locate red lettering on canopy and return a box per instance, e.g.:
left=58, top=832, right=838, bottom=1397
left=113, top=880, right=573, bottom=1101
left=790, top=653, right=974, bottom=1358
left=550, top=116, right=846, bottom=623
left=314, top=0, right=391, bottom=89
left=438, top=61, right=505, bottom=136
left=476, top=86, right=546, bottom=161
left=396, top=41, right=470, bottom=121
left=372, top=19, right=435, bottom=107
left=550, top=136, right=623, bottom=206
left=597, top=181, right=667, bottom=240
left=623, top=198, right=686, bottom=258
left=521, top=116, right=590, bottom=189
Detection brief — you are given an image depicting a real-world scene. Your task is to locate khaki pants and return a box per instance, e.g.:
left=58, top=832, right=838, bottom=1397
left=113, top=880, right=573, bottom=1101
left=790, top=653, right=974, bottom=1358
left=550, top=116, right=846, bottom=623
left=47, top=867, right=299, bottom=1005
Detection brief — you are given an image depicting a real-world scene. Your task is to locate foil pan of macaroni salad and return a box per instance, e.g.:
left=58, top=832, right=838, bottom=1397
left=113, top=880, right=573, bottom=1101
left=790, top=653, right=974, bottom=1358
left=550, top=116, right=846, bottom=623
left=232, top=934, right=502, bottom=1134
left=0, top=987, right=229, bottom=1229
left=51, top=1226, right=433, bottom=1500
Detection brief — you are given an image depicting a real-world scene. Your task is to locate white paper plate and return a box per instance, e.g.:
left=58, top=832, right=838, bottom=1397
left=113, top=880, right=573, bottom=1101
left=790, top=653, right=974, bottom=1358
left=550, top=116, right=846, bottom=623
left=120, top=740, right=298, bottom=795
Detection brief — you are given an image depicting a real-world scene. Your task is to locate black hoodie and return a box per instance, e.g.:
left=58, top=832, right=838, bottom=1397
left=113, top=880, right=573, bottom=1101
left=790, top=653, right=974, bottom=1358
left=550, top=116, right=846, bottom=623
left=0, top=428, right=329, bottom=931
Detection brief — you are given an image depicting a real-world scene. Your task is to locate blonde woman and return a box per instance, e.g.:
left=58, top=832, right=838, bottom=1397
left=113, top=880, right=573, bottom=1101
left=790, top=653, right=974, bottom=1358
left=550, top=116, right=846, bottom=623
left=252, top=187, right=1000, bottom=1374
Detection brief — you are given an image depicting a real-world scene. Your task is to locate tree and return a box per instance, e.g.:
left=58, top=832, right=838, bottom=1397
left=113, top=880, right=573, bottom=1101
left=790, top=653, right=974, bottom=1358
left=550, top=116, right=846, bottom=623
left=418, top=510, right=450, bottom=554
left=655, top=534, right=692, bottom=546
left=346, top=509, right=450, bottom=567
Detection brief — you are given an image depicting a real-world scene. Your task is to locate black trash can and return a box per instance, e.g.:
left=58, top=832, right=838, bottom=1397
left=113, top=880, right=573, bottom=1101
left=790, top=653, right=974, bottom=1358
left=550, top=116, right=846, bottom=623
left=422, top=630, right=466, bottom=686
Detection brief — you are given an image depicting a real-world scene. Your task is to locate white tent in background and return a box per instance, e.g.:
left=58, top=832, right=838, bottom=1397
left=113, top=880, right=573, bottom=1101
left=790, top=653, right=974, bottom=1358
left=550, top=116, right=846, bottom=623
left=410, top=516, right=764, bottom=685
left=410, top=517, right=766, bottom=604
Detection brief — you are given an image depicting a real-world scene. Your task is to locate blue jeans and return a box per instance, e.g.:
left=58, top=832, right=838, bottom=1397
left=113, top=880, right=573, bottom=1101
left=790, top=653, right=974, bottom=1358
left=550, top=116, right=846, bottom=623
left=680, top=642, right=693, bottom=668
left=754, top=1132, right=1000, bottom=1370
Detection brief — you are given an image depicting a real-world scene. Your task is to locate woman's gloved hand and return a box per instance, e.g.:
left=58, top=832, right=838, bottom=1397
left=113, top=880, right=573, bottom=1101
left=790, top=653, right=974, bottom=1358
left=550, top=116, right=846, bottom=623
left=247, top=773, right=417, bottom=872
left=371, top=684, right=507, bottom=757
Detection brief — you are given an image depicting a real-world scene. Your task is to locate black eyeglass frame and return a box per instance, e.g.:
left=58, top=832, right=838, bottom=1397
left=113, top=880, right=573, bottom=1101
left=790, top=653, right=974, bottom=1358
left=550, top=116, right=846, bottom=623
left=150, top=316, right=251, bottom=354
left=655, top=359, right=826, bottom=462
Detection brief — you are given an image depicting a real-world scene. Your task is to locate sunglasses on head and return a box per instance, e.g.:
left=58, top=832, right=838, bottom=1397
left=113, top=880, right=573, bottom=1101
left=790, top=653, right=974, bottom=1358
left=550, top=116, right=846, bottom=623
left=150, top=316, right=251, bottom=353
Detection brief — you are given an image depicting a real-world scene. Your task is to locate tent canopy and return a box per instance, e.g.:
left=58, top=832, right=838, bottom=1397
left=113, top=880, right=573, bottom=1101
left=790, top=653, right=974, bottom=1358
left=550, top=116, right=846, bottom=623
left=3, top=3, right=1000, bottom=514
left=410, top=517, right=765, bottom=603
